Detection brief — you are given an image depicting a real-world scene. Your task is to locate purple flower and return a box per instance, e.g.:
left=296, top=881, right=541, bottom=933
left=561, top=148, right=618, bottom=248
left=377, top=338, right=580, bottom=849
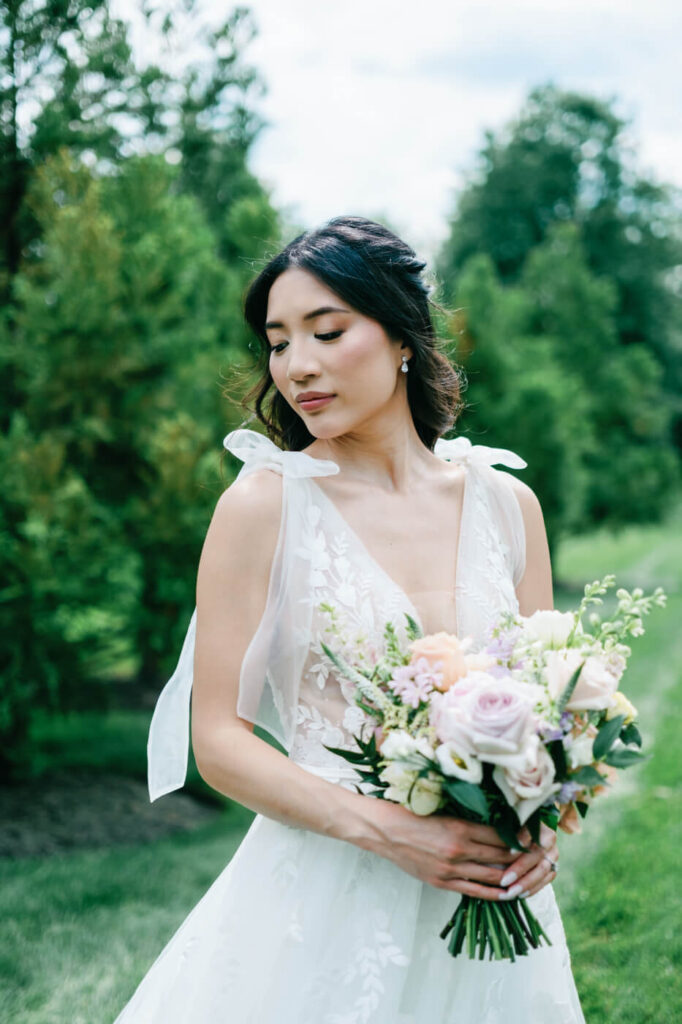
left=484, top=629, right=520, bottom=662
left=538, top=723, right=564, bottom=743
left=558, top=781, right=581, bottom=804
left=390, top=658, right=441, bottom=708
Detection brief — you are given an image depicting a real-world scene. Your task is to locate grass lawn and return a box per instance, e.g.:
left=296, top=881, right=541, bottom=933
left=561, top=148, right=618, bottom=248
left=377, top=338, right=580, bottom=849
left=1, top=504, right=680, bottom=1022
left=551, top=505, right=682, bottom=1023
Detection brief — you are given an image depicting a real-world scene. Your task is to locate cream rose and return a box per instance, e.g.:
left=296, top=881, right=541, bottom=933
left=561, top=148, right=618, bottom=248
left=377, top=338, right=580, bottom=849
left=606, top=690, right=638, bottom=725
left=408, top=632, right=468, bottom=691
left=493, top=745, right=560, bottom=824
left=567, top=654, right=619, bottom=712
left=545, top=649, right=585, bottom=702
left=521, top=609, right=575, bottom=647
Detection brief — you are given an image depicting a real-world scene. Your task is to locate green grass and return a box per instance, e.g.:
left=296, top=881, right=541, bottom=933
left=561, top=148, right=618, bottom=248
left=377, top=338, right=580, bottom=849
left=552, top=505, right=682, bottom=1022
left=1, top=503, right=681, bottom=1022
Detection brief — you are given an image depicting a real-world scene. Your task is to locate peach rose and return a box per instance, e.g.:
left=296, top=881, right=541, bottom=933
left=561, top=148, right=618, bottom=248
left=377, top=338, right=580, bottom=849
left=558, top=802, right=582, bottom=834
left=409, top=632, right=468, bottom=691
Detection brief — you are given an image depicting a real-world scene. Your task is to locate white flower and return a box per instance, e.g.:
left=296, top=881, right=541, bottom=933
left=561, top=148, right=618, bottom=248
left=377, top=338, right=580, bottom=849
left=567, top=654, right=619, bottom=712
left=606, top=690, right=638, bottom=725
left=408, top=774, right=443, bottom=816
left=566, top=731, right=596, bottom=770
left=493, top=745, right=560, bottom=825
left=520, top=610, right=575, bottom=647
left=434, top=742, right=484, bottom=783
left=545, top=649, right=585, bottom=701
left=380, top=762, right=416, bottom=804
left=380, top=764, right=443, bottom=815
left=380, top=730, right=418, bottom=760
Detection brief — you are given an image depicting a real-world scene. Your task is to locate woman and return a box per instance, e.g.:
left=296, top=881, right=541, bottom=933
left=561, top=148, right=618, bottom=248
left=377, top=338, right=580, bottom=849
left=115, top=216, right=585, bottom=1022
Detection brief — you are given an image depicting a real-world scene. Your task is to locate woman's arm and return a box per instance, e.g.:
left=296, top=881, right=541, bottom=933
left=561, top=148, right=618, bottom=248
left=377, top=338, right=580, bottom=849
left=509, top=476, right=554, bottom=615
left=490, top=474, right=559, bottom=897
left=190, top=470, right=517, bottom=899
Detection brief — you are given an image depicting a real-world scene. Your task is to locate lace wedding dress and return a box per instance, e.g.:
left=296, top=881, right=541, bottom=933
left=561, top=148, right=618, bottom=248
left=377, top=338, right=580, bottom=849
left=114, top=428, right=585, bottom=1023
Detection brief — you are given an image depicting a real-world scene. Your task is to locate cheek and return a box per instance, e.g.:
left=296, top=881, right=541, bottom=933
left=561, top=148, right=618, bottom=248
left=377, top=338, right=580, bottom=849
left=335, top=327, right=395, bottom=383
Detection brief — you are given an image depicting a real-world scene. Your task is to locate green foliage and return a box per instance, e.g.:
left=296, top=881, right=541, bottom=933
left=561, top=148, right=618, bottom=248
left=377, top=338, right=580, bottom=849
left=437, top=83, right=682, bottom=551
left=444, top=220, right=679, bottom=553
left=0, top=6, right=282, bottom=771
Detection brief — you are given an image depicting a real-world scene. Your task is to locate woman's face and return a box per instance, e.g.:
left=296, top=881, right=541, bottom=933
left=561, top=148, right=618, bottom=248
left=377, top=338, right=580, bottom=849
left=265, top=266, right=411, bottom=439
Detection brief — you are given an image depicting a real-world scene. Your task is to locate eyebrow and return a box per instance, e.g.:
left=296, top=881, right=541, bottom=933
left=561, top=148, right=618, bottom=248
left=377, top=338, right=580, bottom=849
left=264, top=305, right=349, bottom=330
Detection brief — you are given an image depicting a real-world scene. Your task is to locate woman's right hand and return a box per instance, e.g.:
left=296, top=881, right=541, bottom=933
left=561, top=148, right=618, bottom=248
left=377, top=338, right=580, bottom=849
left=360, top=798, right=519, bottom=901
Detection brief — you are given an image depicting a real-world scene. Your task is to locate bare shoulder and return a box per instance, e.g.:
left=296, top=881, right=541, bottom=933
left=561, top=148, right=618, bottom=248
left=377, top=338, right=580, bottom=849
left=198, top=468, right=284, bottom=587
left=498, top=471, right=544, bottom=521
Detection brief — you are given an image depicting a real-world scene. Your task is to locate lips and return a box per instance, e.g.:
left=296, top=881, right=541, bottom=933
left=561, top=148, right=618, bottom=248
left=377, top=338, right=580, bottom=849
left=296, top=393, right=336, bottom=412
left=295, top=391, right=335, bottom=403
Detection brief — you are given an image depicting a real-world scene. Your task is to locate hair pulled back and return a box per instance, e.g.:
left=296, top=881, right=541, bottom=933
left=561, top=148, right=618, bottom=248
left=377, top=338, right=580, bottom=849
left=236, top=215, right=464, bottom=451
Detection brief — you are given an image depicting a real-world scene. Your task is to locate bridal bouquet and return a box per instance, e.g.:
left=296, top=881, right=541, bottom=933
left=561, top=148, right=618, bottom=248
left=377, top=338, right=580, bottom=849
left=320, top=575, right=666, bottom=962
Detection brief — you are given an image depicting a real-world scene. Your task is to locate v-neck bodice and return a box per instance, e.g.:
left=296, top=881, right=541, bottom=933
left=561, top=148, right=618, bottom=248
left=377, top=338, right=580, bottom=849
left=146, top=428, right=529, bottom=800
left=306, top=475, right=465, bottom=638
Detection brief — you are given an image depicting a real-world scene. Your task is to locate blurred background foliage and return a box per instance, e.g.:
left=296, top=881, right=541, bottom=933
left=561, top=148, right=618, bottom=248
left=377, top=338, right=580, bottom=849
left=1, top=2, right=680, bottom=778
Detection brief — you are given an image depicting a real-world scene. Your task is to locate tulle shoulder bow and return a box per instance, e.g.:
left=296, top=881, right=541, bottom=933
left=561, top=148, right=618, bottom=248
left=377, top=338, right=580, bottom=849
left=223, top=428, right=340, bottom=479
left=434, top=435, right=527, bottom=470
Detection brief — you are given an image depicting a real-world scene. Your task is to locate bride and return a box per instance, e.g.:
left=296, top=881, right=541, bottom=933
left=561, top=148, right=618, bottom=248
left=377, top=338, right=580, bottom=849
left=114, top=216, right=585, bottom=1022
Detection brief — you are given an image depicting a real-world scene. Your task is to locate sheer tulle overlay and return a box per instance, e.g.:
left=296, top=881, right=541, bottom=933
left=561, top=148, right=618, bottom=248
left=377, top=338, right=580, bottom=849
left=115, top=430, right=585, bottom=1023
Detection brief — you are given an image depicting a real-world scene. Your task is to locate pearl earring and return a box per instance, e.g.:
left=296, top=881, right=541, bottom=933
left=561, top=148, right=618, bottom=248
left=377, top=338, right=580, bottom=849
left=401, top=354, right=409, bottom=374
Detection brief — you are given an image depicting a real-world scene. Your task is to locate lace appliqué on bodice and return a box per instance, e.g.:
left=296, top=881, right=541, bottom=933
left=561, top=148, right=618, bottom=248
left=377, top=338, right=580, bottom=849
left=289, top=498, right=414, bottom=777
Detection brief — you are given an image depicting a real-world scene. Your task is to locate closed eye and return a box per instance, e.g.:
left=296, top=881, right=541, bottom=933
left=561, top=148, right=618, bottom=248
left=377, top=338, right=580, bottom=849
left=269, top=330, right=343, bottom=354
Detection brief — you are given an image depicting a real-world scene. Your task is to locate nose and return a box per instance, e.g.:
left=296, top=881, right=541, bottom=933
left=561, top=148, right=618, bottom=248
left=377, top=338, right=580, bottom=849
left=285, top=336, right=322, bottom=382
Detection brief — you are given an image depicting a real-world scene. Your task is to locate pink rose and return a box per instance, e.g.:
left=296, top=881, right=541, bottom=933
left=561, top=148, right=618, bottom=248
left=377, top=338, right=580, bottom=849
left=493, top=744, right=560, bottom=824
left=466, top=676, right=539, bottom=771
left=408, top=632, right=468, bottom=691
left=429, top=679, right=480, bottom=753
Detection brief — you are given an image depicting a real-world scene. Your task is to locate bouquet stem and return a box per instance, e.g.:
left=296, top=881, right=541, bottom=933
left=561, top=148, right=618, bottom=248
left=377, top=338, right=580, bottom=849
left=440, top=895, right=551, bottom=961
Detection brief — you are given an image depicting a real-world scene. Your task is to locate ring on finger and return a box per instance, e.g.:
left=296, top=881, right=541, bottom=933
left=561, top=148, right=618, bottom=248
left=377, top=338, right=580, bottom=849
left=542, top=853, right=559, bottom=874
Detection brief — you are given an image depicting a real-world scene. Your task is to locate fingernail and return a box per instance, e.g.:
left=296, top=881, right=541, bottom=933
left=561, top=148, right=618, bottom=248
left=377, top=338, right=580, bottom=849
left=498, top=883, right=523, bottom=900
left=519, top=890, right=530, bottom=900
left=500, top=870, right=518, bottom=887
left=510, top=847, right=522, bottom=854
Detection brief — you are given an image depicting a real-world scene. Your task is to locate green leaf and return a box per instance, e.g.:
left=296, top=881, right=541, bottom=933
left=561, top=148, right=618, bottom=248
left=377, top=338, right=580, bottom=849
left=592, top=714, right=625, bottom=760
left=571, top=765, right=606, bottom=787
left=604, top=748, right=651, bottom=768
left=527, top=811, right=541, bottom=846
left=404, top=612, right=423, bottom=640
left=322, top=743, right=368, bottom=765
left=575, top=801, right=589, bottom=819
left=442, top=779, right=489, bottom=821
left=620, top=723, right=642, bottom=748
left=556, top=661, right=585, bottom=715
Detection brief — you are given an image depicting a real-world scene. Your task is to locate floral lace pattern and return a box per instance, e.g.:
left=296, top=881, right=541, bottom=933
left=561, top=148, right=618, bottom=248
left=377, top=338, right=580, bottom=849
left=289, top=496, right=417, bottom=777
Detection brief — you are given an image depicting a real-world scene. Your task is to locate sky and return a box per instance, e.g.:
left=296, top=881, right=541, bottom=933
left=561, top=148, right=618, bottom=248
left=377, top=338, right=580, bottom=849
left=113, top=0, right=682, bottom=264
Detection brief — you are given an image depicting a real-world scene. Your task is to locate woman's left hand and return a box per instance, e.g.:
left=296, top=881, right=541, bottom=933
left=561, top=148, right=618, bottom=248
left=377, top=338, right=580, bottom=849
left=497, top=822, right=559, bottom=901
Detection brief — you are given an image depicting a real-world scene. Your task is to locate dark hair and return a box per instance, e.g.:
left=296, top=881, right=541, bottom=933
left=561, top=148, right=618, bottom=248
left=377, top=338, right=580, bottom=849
left=232, top=215, right=465, bottom=451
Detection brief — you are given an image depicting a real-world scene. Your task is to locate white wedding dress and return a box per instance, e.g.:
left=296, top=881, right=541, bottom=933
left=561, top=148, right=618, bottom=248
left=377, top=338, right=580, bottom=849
left=114, top=428, right=585, bottom=1023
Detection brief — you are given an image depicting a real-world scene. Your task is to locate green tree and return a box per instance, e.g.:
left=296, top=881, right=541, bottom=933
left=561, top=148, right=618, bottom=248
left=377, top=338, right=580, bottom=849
left=436, top=82, right=682, bottom=448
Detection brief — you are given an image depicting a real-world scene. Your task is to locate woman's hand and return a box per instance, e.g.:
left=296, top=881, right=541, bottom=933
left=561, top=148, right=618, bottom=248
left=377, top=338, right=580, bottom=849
left=497, top=822, right=559, bottom=901
left=359, top=801, right=558, bottom=902
left=361, top=800, right=520, bottom=901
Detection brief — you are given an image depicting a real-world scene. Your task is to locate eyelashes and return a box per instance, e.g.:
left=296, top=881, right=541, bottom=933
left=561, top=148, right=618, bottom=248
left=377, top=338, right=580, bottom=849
left=269, top=331, right=343, bottom=354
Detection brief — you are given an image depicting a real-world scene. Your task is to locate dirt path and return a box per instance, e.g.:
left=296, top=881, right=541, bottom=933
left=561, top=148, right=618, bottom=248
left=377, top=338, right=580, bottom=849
left=0, top=770, right=220, bottom=859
